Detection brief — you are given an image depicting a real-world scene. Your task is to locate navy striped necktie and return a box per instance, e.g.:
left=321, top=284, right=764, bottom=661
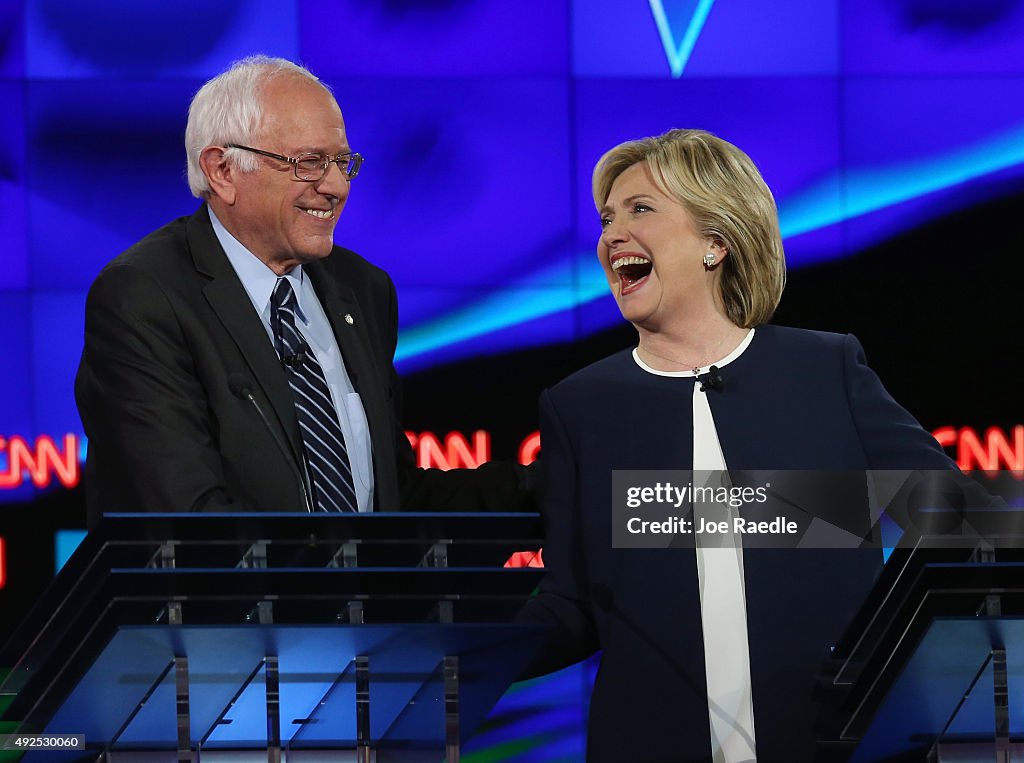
left=270, top=277, right=357, bottom=513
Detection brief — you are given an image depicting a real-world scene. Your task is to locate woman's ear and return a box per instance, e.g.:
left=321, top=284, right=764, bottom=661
left=703, top=235, right=729, bottom=269
left=710, top=235, right=729, bottom=263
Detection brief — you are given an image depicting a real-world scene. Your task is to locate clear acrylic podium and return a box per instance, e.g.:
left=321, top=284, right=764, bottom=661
left=0, top=513, right=549, bottom=762
left=823, top=532, right=1024, bottom=761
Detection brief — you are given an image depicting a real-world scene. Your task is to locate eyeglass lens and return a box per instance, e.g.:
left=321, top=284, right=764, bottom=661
left=294, top=154, right=361, bottom=181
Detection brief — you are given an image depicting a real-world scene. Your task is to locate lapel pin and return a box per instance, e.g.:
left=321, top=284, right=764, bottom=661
left=344, top=313, right=354, bottom=325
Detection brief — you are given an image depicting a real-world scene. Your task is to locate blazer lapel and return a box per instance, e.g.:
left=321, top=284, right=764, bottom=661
left=307, top=261, right=400, bottom=512
left=186, top=207, right=304, bottom=456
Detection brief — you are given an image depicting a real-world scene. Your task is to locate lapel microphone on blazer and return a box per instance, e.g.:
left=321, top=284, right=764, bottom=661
left=228, top=372, right=315, bottom=513
left=696, top=365, right=724, bottom=392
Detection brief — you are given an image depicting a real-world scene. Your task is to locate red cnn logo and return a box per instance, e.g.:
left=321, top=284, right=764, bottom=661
left=0, top=536, right=6, bottom=590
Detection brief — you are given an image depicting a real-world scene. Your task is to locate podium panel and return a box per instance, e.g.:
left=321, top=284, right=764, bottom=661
left=850, top=618, right=1024, bottom=761
left=0, top=513, right=549, bottom=761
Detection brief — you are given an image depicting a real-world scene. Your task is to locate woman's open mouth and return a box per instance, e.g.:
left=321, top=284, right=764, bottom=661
left=611, top=254, right=653, bottom=294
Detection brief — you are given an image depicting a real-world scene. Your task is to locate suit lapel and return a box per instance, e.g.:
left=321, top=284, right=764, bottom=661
left=186, top=207, right=304, bottom=456
left=307, top=261, right=400, bottom=512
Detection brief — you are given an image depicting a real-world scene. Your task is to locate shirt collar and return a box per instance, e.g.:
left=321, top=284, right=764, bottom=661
left=209, top=206, right=307, bottom=322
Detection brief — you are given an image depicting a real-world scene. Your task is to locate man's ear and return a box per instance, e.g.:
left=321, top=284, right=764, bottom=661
left=199, top=146, right=237, bottom=205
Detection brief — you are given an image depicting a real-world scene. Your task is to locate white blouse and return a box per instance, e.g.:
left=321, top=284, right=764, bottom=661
left=632, top=329, right=758, bottom=763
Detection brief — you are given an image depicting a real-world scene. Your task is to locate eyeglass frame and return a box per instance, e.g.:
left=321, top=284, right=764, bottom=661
left=226, top=143, right=363, bottom=182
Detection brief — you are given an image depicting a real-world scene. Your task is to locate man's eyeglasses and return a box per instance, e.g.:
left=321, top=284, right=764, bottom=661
left=227, top=144, right=363, bottom=182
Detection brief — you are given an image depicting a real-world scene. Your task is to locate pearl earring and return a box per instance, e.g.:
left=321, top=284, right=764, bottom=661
left=703, top=252, right=717, bottom=268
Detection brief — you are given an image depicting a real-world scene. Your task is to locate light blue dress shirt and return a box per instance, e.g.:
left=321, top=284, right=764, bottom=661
left=210, top=209, right=374, bottom=512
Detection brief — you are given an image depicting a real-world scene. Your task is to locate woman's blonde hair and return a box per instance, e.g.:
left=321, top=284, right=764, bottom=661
left=593, top=128, right=785, bottom=327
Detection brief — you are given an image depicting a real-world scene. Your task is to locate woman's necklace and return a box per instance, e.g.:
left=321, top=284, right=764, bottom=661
left=639, top=334, right=728, bottom=374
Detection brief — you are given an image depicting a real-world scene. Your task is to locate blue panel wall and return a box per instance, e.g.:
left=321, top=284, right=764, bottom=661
left=0, top=293, right=33, bottom=502
left=842, top=0, right=1024, bottom=74
left=331, top=78, right=573, bottom=291
left=25, top=80, right=198, bottom=288
left=30, top=291, right=85, bottom=437
left=0, top=1, right=24, bottom=77
left=25, top=0, right=299, bottom=78
left=0, top=85, right=27, bottom=292
left=301, top=0, right=569, bottom=77
left=842, top=76, right=1024, bottom=251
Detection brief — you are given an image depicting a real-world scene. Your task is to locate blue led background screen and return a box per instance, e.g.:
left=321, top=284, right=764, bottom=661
left=1, top=1, right=1023, bottom=760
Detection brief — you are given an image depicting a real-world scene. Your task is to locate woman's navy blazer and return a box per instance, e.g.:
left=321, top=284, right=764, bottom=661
left=519, top=325, right=959, bottom=762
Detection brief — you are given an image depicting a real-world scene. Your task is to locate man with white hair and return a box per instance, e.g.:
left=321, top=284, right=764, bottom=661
left=76, top=56, right=531, bottom=524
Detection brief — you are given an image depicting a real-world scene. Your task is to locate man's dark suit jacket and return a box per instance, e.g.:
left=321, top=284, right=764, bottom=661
left=517, top=325, right=961, bottom=762
left=76, top=205, right=527, bottom=526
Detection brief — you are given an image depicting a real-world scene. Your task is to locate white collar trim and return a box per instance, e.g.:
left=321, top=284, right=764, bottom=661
left=632, top=328, right=755, bottom=378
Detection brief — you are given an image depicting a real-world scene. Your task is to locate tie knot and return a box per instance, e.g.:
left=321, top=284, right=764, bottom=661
left=271, top=277, right=297, bottom=310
